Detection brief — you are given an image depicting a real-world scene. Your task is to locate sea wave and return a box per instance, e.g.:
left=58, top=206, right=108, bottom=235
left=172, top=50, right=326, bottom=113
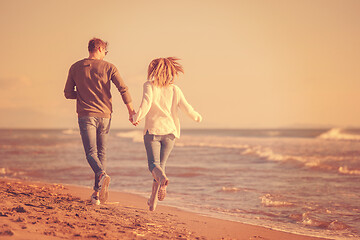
left=116, top=130, right=143, bottom=143
left=176, top=142, right=250, bottom=150
left=116, top=131, right=253, bottom=150
left=338, top=166, right=360, bottom=175
left=242, top=146, right=300, bottom=162
left=176, top=139, right=302, bottom=166
left=62, top=129, right=79, bottom=135
left=290, top=212, right=350, bottom=230
left=260, top=194, right=294, bottom=207
left=115, top=130, right=360, bottom=177
left=0, top=167, right=25, bottom=177
left=239, top=145, right=326, bottom=168
left=220, top=187, right=254, bottom=193
left=177, top=135, right=358, bottom=177
left=317, top=128, right=360, bottom=141
left=242, top=146, right=360, bottom=174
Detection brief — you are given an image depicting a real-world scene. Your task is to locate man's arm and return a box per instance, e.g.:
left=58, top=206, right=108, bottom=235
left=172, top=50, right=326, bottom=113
left=64, top=67, right=77, bottom=99
left=110, top=66, right=136, bottom=124
left=111, top=67, right=132, bottom=104
left=126, top=102, right=136, bottom=125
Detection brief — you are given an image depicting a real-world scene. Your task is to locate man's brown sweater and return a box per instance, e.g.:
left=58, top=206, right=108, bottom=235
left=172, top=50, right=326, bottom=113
left=64, top=58, right=132, bottom=118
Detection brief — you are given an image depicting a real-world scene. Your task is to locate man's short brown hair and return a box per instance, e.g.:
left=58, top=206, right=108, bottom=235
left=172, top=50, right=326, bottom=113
left=88, top=38, right=108, bottom=53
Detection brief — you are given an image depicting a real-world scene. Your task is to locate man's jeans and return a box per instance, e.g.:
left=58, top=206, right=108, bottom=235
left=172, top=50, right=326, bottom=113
left=78, top=116, right=111, bottom=191
left=144, top=131, right=175, bottom=174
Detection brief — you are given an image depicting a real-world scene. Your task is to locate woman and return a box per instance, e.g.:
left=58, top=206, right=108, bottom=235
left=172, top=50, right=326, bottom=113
left=132, top=57, right=202, bottom=211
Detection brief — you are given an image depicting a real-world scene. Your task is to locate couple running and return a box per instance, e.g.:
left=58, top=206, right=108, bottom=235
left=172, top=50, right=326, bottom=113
left=64, top=38, right=202, bottom=211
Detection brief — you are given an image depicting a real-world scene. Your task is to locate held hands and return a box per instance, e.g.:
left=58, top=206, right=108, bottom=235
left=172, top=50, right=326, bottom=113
left=128, top=110, right=140, bottom=126
left=126, top=103, right=139, bottom=126
left=131, top=115, right=140, bottom=126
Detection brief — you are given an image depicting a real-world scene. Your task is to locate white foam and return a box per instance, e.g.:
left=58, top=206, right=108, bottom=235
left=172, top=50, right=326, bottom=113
left=260, top=194, right=294, bottom=207
left=241, top=145, right=306, bottom=164
left=62, top=129, right=78, bottom=135
left=328, top=220, right=350, bottom=230
left=116, top=130, right=143, bottom=143
left=178, top=135, right=320, bottom=168
left=318, top=128, right=360, bottom=141
left=299, top=213, right=350, bottom=230
left=266, top=131, right=281, bottom=137
left=338, top=166, right=360, bottom=175
left=176, top=135, right=250, bottom=149
left=252, top=147, right=286, bottom=161
left=301, top=214, right=325, bottom=228
left=0, top=168, right=24, bottom=177
left=0, top=168, right=7, bottom=174
left=221, top=187, right=248, bottom=192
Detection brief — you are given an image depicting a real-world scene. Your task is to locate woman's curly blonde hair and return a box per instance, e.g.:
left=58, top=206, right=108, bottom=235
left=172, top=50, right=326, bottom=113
left=147, top=57, right=184, bottom=87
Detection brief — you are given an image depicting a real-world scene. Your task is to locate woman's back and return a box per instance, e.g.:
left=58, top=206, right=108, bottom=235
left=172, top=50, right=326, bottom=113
left=151, top=84, right=175, bottom=115
left=132, top=57, right=202, bottom=138
left=145, top=83, right=177, bottom=135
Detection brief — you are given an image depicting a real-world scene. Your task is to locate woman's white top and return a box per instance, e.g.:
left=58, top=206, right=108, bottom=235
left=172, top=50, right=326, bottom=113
left=133, top=81, right=202, bottom=138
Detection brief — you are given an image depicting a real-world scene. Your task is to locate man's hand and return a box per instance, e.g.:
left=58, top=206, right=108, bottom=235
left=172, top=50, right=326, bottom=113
left=126, top=103, right=138, bottom=126
left=128, top=110, right=137, bottom=126
left=129, top=112, right=139, bottom=126
left=132, top=120, right=140, bottom=126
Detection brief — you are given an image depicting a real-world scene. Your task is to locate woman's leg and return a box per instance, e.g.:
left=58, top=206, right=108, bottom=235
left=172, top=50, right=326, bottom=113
left=144, top=132, right=161, bottom=173
left=144, top=132, right=161, bottom=210
left=159, top=134, right=175, bottom=171
left=157, top=134, right=175, bottom=201
left=144, top=132, right=176, bottom=205
left=147, top=180, right=160, bottom=211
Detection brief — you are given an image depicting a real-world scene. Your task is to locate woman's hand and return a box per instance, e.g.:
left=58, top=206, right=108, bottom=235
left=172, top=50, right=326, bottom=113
left=129, top=112, right=140, bottom=126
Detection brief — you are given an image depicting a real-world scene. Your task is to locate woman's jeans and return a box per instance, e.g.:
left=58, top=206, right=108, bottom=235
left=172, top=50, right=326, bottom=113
left=78, top=116, right=111, bottom=191
left=144, top=131, right=175, bottom=175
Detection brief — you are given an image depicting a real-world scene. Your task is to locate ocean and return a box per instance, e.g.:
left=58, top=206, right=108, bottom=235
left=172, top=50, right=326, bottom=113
left=1, top=128, right=359, bottom=239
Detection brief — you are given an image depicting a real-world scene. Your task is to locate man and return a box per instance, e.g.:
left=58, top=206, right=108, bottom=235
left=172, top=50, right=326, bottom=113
left=64, top=38, right=135, bottom=205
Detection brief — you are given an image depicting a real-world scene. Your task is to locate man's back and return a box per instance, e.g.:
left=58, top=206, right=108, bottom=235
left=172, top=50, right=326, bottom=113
left=65, top=58, right=131, bottom=118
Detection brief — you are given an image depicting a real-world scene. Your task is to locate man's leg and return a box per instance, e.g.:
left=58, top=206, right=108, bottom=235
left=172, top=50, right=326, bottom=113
left=96, top=118, right=111, bottom=203
left=96, top=118, right=111, bottom=172
left=78, top=117, right=105, bottom=191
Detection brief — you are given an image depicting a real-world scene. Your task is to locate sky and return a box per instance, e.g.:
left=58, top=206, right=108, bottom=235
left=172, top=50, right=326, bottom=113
left=0, top=0, right=359, bottom=129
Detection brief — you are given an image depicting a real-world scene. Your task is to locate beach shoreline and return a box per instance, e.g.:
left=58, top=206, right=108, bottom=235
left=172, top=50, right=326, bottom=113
left=0, top=177, right=328, bottom=240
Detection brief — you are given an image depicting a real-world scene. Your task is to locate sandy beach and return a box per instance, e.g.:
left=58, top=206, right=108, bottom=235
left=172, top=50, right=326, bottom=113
left=0, top=177, right=329, bottom=240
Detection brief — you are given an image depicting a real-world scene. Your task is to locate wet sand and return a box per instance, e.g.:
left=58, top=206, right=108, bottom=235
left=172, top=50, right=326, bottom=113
left=0, top=177, right=328, bottom=240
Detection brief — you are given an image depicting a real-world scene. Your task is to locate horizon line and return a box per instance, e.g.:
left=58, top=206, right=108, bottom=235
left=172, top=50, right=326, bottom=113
left=0, top=126, right=358, bottom=131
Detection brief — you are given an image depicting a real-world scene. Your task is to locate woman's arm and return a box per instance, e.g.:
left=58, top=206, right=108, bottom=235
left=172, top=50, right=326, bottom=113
left=132, top=82, right=153, bottom=124
left=178, top=87, right=202, bottom=122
